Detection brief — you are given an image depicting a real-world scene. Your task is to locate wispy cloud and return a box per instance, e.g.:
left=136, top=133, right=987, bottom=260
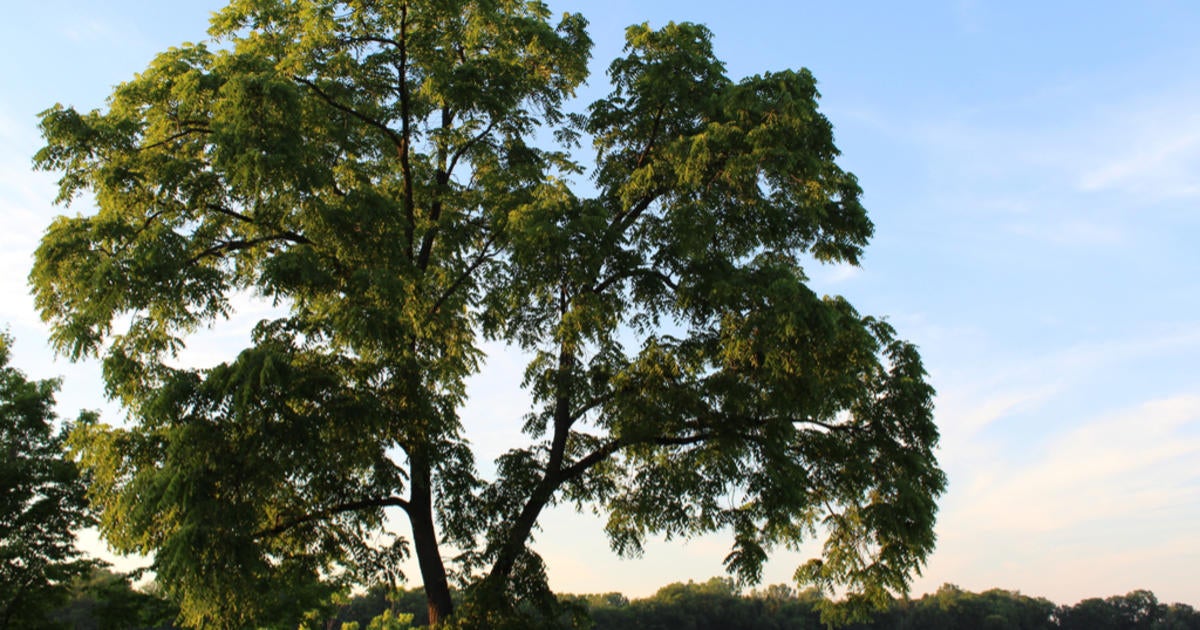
left=926, top=393, right=1200, bottom=602
left=933, top=324, right=1200, bottom=439
left=853, top=70, right=1200, bottom=254
left=960, top=395, right=1200, bottom=532
left=1076, top=106, right=1200, bottom=199
left=919, top=316, right=1200, bottom=602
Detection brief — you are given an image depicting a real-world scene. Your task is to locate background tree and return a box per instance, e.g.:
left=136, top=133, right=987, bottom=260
left=48, top=567, right=180, bottom=630
left=32, top=0, right=944, bottom=626
left=1056, top=591, right=1174, bottom=630
left=575, top=583, right=1199, bottom=630
left=0, top=330, right=97, bottom=628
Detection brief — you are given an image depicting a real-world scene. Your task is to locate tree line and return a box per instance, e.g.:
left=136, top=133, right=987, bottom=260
left=34, top=571, right=1200, bottom=630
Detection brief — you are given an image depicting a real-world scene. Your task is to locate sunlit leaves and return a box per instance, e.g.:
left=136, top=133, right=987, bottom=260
left=32, top=2, right=942, bottom=626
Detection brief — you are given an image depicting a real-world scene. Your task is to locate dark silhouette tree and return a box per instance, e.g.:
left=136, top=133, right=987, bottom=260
left=0, top=331, right=96, bottom=627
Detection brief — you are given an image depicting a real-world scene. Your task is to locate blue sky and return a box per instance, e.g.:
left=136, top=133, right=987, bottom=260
left=2, top=0, right=1198, bottom=607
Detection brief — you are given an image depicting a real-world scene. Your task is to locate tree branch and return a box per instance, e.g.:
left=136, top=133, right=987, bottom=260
left=254, top=495, right=410, bottom=540
left=559, top=431, right=717, bottom=484
left=396, top=3, right=417, bottom=262
left=559, top=438, right=624, bottom=483
left=141, top=126, right=210, bottom=151
left=611, top=191, right=658, bottom=232
left=292, top=75, right=406, bottom=155
left=591, top=266, right=679, bottom=295
left=205, top=203, right=256, bottom=225
left=336, top=35, right=405, bottom=50
left=634, top=105, right=666, bottom=169
left=187, top=233, right=311, bottom=265
left=446, top=119, right=499, bottom=177
left=424, top=233, right=498, bottom=324
left=566, top=392, right=615, bottom=426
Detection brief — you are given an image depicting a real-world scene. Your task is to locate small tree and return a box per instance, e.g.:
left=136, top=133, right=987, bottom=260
left=0, top=331, right=96, bottom=627
left=32, top=1, right=945, bottom=626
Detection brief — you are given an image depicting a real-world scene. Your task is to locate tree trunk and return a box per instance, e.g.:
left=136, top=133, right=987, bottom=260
left=485, top=482, right=556, bottom=593
left=409, top=456, right=454, bottom=626
left=485, top=355, right=574, bottom=595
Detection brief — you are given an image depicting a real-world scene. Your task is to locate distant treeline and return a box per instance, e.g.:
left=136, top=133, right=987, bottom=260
left=47, top=570, right=1200, bottom=629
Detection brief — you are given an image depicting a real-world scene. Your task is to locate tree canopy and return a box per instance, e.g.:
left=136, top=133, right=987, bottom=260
left=32, top=0, right=945, bottom=626
left=0, top=331, right=96, bottom=627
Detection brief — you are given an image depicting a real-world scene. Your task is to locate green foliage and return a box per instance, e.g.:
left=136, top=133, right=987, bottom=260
left=0, top=330, right=98, bottom=628
left=343, top=608, right=416, bottom=630
left=48, top=567, right=180, bottom=629
left=329, top=584, right=432, bottom=629
left=32, top=1, right=945, bottom=626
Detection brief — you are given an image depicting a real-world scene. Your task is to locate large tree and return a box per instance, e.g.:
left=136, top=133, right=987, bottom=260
left=0, top=331, right=96, bottom=628
left=32, top=1, right=945, bottom=627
